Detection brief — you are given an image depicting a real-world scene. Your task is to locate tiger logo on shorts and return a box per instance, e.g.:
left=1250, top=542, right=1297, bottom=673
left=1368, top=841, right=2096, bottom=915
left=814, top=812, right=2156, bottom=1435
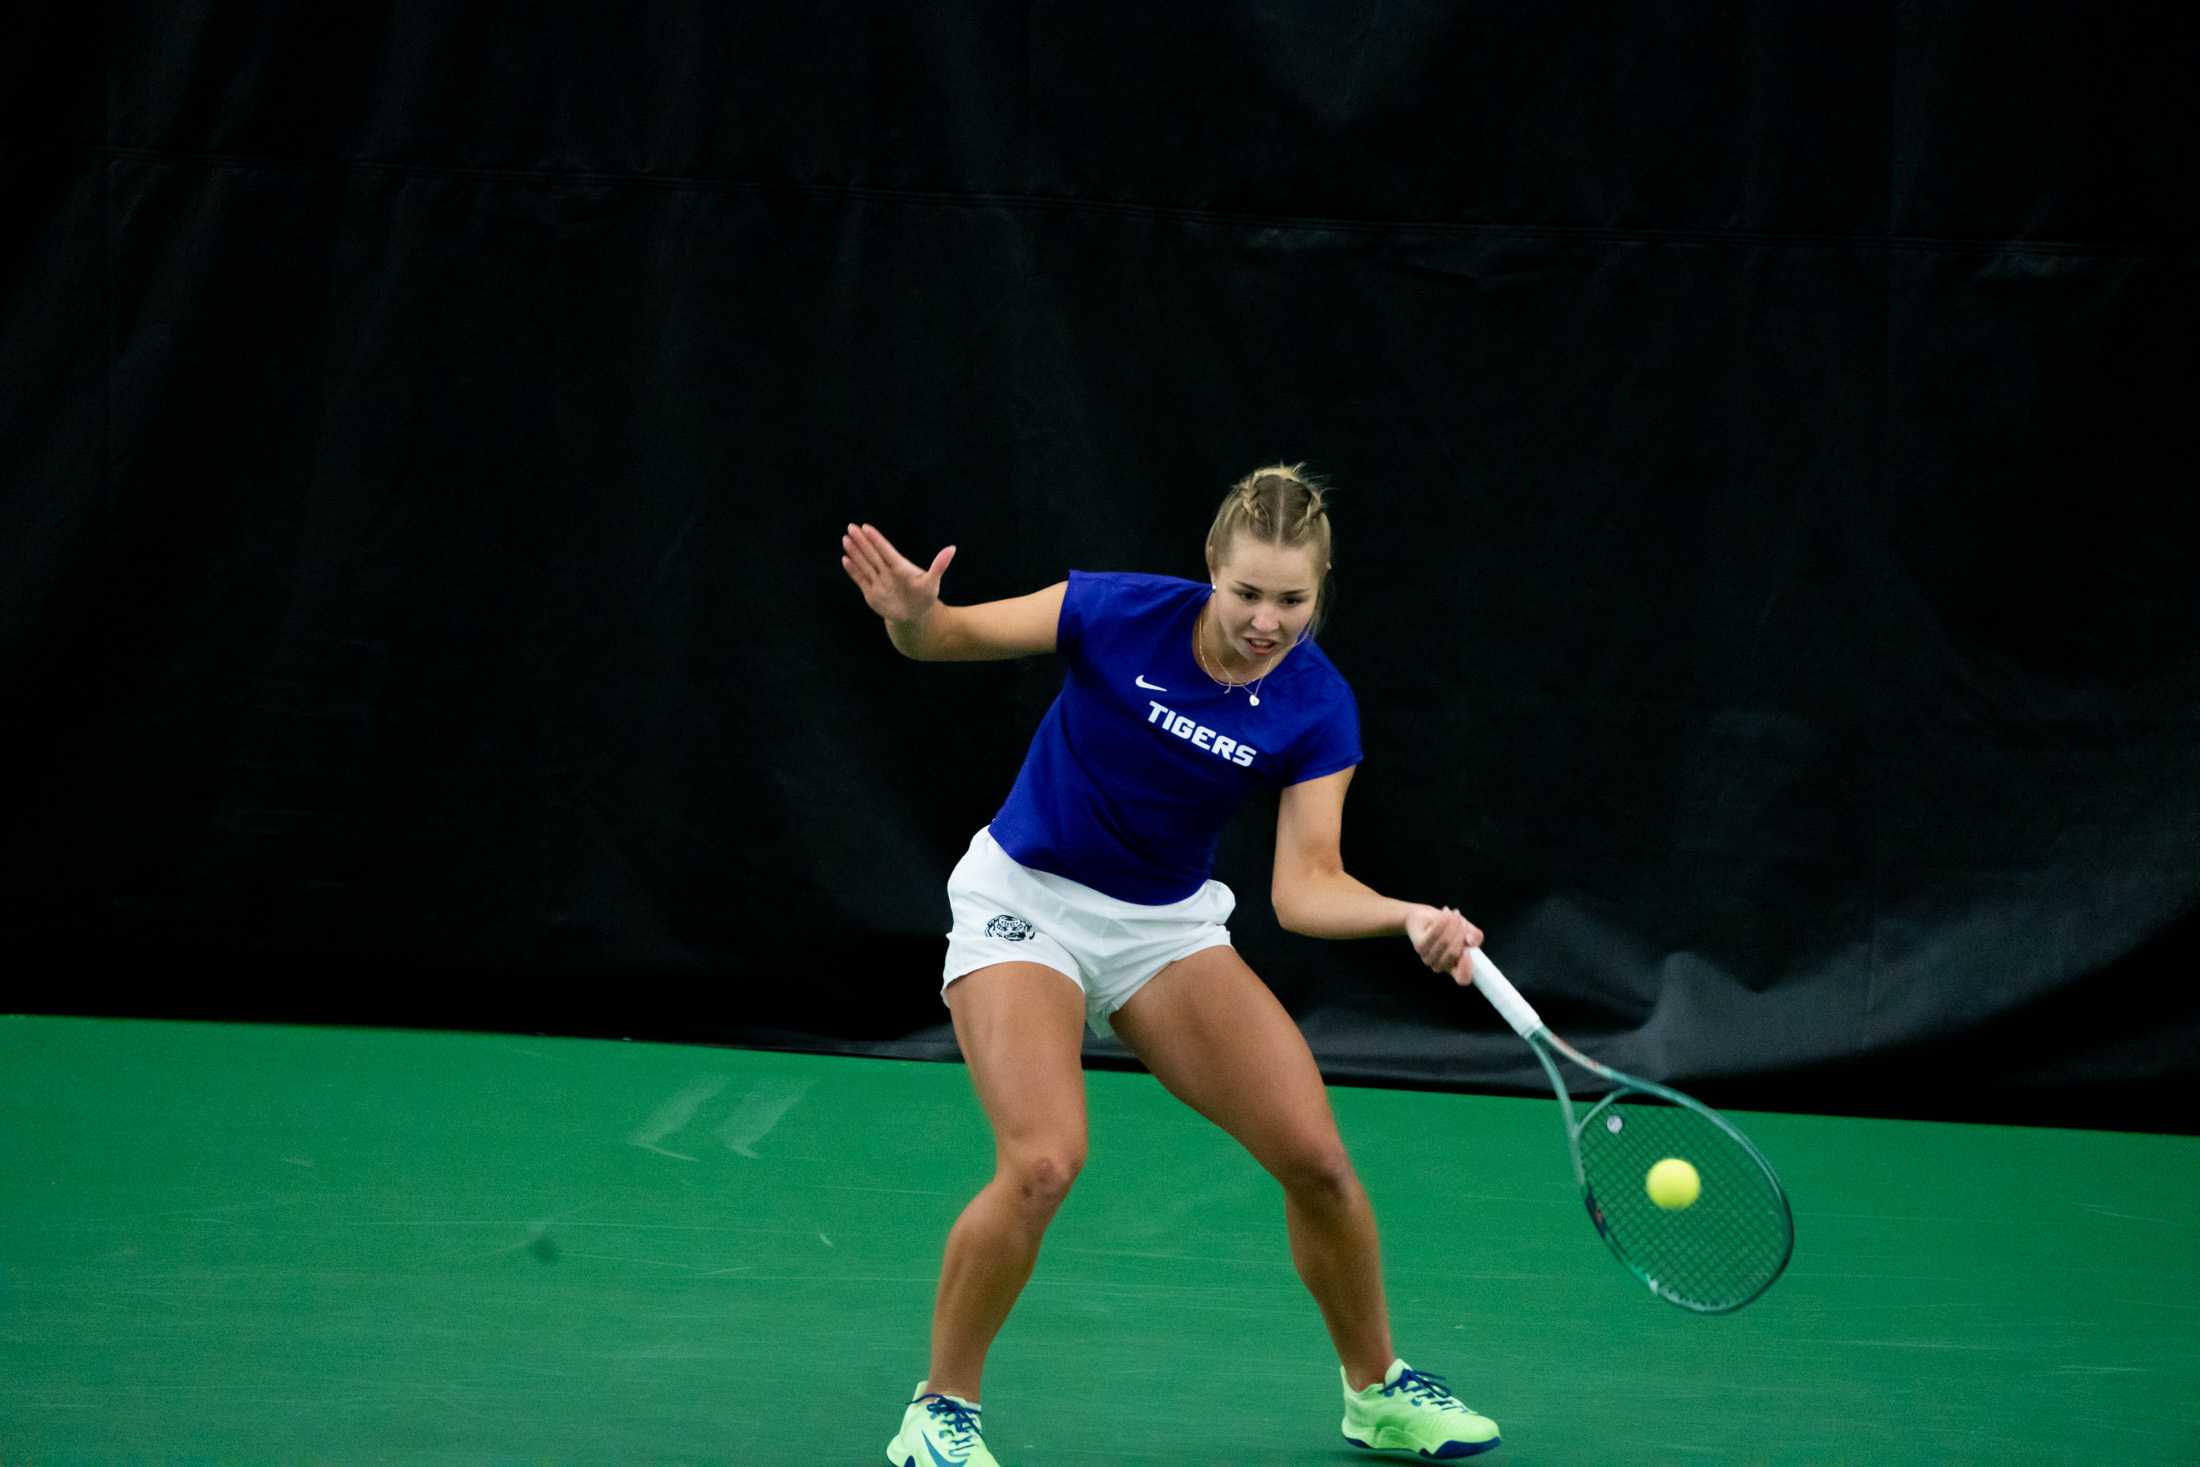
left=984, top=914, right=1036, bottom=942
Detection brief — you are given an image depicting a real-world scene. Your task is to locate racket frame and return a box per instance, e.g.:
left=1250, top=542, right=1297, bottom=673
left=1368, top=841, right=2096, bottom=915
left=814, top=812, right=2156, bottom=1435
left=1468, top=949, right=1796, bottom=1314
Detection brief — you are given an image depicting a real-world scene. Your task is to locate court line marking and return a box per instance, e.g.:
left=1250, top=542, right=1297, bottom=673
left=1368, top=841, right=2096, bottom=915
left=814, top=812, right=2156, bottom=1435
left=2077, top=1203, right=2174, bottom=1225
left=795, top=1182, right=948, bottom=1196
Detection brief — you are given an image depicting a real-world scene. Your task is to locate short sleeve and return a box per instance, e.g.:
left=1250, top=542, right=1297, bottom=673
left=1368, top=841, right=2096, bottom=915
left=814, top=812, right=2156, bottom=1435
left=1056, top=569, right=1103, bottom=662
left=1282, top=681, right=1363, bottom=786
left=1059, top=570, right=1183, bottom=665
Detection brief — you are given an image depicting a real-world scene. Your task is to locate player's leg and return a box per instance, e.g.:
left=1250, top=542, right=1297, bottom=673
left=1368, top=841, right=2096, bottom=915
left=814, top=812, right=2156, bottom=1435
left=1106, top=943, right=1393, bottom=1387
left=1108, top=944, right=1501, bottom=1457
left=928, top=960, right=1089, bottom=1402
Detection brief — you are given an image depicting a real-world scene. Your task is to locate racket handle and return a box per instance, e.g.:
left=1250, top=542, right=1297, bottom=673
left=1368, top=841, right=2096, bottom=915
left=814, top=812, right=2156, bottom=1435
left=1466, top=948, right=1544, bottom=1038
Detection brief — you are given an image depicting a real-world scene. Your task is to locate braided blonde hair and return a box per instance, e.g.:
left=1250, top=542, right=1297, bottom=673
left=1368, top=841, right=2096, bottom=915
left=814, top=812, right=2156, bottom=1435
left=1203, top=462, right=1336, bottom=632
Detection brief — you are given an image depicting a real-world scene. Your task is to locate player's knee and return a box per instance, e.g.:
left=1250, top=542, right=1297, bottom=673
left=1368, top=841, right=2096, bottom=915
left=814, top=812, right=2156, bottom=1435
left=1006, top=1144, right=1085, bottom=1216
left=1272, top=1140, right=1357, bottom=1205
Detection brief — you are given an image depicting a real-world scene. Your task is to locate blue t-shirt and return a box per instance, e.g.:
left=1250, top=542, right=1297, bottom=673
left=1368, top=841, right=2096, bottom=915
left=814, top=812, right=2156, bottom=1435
left=988, top=570, right=1362, bottom=904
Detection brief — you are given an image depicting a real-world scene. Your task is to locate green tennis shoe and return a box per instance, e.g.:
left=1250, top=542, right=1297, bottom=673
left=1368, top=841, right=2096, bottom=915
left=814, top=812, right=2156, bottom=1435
left=886, top=1381, right=1000, bottom=1467
left=1341, top=1358, right=1501, bottom=1459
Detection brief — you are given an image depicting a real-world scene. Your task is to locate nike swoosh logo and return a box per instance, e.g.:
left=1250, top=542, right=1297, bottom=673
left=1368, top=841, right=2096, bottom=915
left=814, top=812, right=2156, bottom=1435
left=1135, top=675, right=1166, bottom=691
left=922, top=1435, right=962, bottom=1467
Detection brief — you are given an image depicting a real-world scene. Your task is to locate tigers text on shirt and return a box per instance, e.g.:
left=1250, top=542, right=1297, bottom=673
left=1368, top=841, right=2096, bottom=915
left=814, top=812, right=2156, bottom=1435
left=1143, top=699, right=1257, bottom=766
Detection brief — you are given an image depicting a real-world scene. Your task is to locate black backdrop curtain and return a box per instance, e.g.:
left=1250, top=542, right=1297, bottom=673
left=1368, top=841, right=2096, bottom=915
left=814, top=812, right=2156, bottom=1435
left=5, top=3, right=2196, bottom=1130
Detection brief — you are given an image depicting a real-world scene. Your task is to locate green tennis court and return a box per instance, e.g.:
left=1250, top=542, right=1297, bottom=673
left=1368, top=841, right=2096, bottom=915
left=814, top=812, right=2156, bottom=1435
left=3, top=1014, right=2194, bottom=1464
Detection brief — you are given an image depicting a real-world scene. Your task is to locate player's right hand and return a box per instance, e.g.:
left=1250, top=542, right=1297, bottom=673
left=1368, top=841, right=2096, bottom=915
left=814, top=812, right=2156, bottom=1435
left=1405, top=903, right=1483, bottom=983
left=841, top=522, right=956, bottom=627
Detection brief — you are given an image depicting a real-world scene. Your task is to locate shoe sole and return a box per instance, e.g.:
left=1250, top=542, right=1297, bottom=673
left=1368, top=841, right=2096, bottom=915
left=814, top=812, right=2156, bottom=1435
left=1345, top=1432, right=1502, bottom=1459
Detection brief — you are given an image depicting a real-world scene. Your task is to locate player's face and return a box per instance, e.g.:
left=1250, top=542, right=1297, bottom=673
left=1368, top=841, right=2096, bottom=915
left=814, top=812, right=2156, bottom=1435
left=1208, top=538, right=1323, bottom=666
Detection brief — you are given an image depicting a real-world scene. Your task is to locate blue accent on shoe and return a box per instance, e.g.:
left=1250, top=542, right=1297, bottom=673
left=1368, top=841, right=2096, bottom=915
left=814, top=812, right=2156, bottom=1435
left=1384, top=1366, right=1459, bottom=1404
left=914, top=1393, right=983, bottom=1465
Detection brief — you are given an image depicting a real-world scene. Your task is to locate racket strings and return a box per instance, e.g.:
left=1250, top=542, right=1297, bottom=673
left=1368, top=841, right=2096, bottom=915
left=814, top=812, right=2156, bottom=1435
left=1578, top=1093, right=1791, bottom=1312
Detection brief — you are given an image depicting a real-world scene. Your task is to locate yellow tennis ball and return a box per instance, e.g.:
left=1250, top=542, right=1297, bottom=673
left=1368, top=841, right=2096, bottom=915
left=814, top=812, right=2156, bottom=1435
left=1646, top=1157, right=1700, bottom=1210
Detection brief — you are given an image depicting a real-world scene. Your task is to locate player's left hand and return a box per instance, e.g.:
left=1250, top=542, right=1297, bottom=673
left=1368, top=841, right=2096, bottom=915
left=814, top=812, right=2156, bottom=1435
left=1404, top=904, right=1483, bottom=983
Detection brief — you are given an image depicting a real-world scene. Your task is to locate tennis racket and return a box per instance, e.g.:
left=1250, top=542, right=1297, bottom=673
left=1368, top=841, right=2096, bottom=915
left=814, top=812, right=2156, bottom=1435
left=1465, top=948, right=1795, bottom=1313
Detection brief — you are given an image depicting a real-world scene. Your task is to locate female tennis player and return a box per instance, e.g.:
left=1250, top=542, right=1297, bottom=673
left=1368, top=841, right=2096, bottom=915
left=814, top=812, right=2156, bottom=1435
left=842, top=465, right=1502, bottom=1465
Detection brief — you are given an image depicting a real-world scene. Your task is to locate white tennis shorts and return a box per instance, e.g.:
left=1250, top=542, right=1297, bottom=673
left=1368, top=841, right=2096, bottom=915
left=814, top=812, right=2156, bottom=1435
left=942, top=826, right=1236, bottom=1037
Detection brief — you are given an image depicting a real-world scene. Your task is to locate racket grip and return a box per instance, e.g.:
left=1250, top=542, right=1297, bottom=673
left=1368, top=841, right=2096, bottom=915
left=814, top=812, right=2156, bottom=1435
left=1466, top=949, right=1544, bottom=1038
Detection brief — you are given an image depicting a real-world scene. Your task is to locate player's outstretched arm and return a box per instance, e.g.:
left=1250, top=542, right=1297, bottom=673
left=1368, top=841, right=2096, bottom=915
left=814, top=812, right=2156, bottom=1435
left=839, top=521, right=1064, bottom=661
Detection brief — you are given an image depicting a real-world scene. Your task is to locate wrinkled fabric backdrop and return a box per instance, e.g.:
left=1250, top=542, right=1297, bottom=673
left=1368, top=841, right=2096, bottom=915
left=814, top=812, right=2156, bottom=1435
left=6, top=3, right=2196, bottom=1130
